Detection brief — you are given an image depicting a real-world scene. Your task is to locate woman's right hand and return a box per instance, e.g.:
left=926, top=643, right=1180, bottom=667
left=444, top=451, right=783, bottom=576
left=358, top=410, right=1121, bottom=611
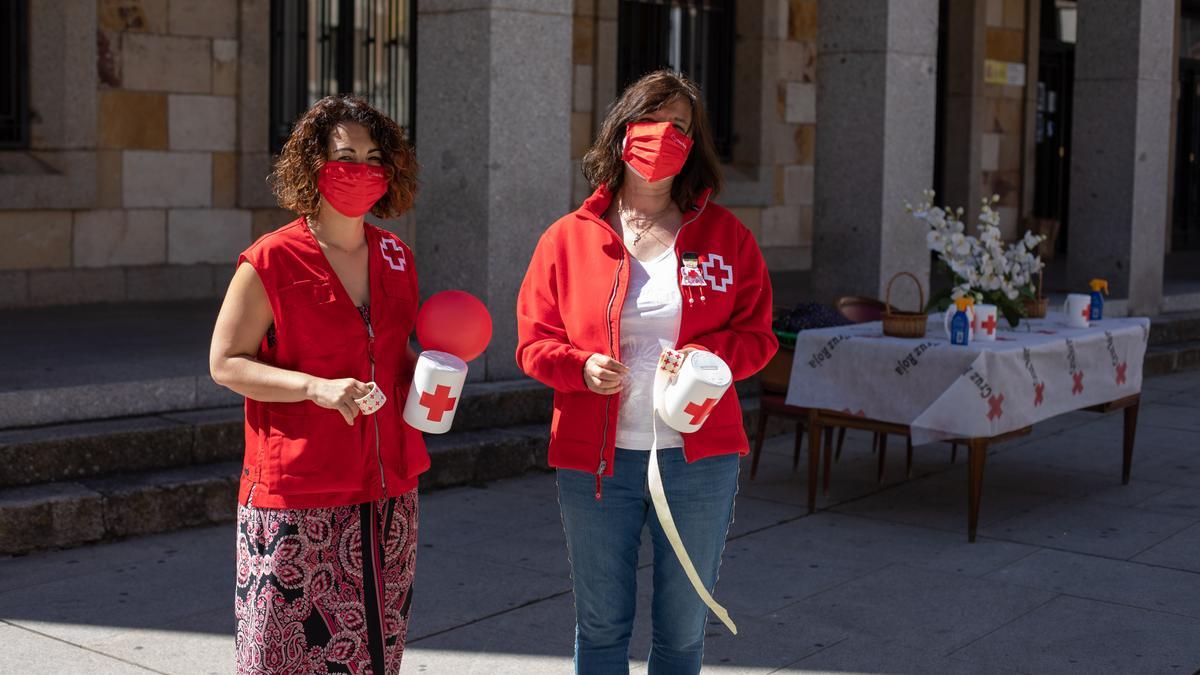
left=583, top=354, right=629, bottom=395
left=307, top=377, right=373, bottom=425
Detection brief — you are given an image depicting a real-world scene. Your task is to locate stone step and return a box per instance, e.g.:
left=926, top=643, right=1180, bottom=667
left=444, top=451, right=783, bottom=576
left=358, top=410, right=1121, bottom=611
left=0, top=379, right=758, bottom=489
left=0, top=371, right=555, bottom=431
left=1148, top=311, right=1200, bottom=346
left=0, top=396, right=779, bottom=556
left=0, top=423, right=549, bottom=556
left=1144, top=340, right=1200, bottom=377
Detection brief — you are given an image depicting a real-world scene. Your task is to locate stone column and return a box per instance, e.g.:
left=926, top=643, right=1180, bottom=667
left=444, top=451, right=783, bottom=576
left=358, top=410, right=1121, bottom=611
left=415, top=1, right=573, bottom=381
left=940, top=0, right=987, bottom=212
left=811, top=0, right=939, bottom=309
left=1067, top=1, right=1176, bottom=314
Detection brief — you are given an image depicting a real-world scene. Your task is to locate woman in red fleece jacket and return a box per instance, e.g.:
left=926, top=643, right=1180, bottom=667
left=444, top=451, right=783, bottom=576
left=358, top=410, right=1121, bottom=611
left=516, top=71, right=777, bottom=674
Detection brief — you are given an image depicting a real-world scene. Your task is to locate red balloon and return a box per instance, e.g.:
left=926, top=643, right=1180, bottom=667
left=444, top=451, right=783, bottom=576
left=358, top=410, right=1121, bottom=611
left=416, top=290, right=493, bottom=362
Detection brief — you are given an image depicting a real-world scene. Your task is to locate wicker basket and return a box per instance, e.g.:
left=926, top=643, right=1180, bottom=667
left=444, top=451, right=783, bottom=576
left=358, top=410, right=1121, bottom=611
left=1022, top=297, right=1048, bottom=319
left=1022, top=269, right=1048, bottom=318
left=882, top=272, right=928, bottom=338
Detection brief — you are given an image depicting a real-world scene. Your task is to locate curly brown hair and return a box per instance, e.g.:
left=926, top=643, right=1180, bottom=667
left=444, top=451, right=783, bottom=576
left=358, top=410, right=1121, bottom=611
left=270, top=95, right=418, bottom=219
left=582, top=70, right=723, bottom=211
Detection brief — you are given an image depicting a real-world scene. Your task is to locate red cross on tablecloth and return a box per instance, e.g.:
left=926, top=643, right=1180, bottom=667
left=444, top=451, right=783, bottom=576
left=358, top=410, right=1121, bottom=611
left=1034, top=382, right=1045, bottom=407
left=986, top=394, right=1005, bottom=421
left=1071, top=371, right=1085, bottom=395
left=1116, top=362, right=1127, bottom=385
left=419, top=385, right=458, bottom=422
left=684, top=397, right=719, bottom=426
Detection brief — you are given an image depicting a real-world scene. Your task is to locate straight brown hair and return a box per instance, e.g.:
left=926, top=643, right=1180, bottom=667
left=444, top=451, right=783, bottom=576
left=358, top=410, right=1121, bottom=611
left=582, top=70, right=723, bottom=211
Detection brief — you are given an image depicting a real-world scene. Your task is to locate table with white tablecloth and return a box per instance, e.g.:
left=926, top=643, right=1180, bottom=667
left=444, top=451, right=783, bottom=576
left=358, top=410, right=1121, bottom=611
left=784, top=312, right=1150, bottom=541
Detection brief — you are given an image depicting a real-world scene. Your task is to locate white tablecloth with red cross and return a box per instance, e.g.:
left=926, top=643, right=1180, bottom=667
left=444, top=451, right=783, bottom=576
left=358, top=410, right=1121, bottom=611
left=784, top=313, right=1150, bottom=445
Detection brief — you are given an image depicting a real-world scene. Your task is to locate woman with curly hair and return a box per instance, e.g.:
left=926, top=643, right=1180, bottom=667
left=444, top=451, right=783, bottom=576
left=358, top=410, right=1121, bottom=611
left=209, top=95, right=427, bottom=674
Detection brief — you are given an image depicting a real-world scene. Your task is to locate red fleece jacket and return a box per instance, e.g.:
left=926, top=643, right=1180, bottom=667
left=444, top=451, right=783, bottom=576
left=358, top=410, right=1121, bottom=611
left=516, top=185, right=778, bottom=489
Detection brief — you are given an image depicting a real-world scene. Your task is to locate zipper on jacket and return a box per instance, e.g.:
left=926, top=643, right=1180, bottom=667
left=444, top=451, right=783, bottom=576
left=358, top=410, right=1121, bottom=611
left=366, top=320, right=387, bottom=494
left=596, top=250, right=626, bottom=500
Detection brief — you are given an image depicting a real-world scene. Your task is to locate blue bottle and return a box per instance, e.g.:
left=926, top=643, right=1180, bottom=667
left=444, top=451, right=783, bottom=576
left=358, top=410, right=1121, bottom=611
left=1089, top=279, right=1108, bottom=321
left=949, top=299, right=971, bottom=346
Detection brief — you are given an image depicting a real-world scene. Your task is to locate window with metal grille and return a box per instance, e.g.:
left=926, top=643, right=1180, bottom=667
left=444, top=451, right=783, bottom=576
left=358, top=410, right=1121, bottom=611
left=617, top=0, right=734, bottom=161
left=1, top=0, right=30, bottom=149
left=269, top=0, right=416, bottom=154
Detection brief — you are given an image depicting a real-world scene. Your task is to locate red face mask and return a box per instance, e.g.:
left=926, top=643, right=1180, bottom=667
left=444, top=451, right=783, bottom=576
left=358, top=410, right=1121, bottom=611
left=622, top=121, right=694, bottom=183
left=317, top=161, right=389, bottom=217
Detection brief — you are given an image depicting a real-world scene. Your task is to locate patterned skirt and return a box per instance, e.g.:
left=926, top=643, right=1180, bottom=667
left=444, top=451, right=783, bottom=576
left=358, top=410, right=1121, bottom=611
left=235, top=490, right=419, bottom=675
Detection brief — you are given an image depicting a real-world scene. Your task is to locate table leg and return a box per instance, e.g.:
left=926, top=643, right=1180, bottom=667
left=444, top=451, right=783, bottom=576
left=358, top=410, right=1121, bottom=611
left=793, top=421, right=805, bottom=471
left=750, top=407, right=768, bottom=481
left=822, top=427, right=834, bottom=493
left=807, top=413, right=822, bottom=514
left=877, top=434, right=889, bottom=485
left=967, top=439, right=988, bottom=543
left=1123, top=399, right=1140, bottom=485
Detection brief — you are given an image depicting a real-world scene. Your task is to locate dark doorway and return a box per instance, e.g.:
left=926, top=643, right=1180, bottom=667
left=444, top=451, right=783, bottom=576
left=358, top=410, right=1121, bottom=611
left=1033, top=0, right=1076, bottom=257
left=1174, top=6, right=1200, bottom=251
left=617, top=0, right=735, bottom=161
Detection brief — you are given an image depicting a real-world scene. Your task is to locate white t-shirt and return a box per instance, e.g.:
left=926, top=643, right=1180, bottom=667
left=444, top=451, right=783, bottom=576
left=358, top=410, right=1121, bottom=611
left=615, top=247, right=684, bottom=451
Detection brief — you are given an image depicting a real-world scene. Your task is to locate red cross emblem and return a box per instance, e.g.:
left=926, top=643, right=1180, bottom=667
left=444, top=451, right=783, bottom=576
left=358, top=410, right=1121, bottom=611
left=987, top=394, right=1004, bottom=421
left=684, top=397, right=719, bottom=426
left=699, top=254, right=733, bottom=293
left=380, top=239, right=407, bottom=271
left=980, top=314, right=998, bottom=336
left=1081, top=305, right=1091, bottom=321
left=1071, top=371, right=1085, bottom=395
left=1116, top=362, right=1127, bottom=385
left=419, top=385, right=458, bottom=422
left=1034, top=383, right=1045, bottom=407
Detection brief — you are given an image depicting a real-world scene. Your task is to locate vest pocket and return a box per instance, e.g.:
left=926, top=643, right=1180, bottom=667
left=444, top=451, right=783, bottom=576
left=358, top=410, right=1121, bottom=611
left=275, top=279, right=339, bottom=356
left=267, top=405, right=366, bottom=494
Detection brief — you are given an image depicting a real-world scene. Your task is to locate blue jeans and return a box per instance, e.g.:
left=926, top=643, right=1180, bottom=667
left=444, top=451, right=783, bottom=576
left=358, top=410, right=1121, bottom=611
left=557, top=448, right=740, bottom=675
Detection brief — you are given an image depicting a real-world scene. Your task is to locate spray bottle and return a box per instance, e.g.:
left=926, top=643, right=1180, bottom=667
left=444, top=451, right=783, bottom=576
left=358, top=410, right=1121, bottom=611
left=949, top=297, right=973, bottom=346
left=1089, top=279, right=1109, bottom=321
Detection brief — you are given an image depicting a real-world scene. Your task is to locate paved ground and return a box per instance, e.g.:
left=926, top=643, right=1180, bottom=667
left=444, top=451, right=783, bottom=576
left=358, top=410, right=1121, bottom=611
left=2, top=370, right=1199, bottom=674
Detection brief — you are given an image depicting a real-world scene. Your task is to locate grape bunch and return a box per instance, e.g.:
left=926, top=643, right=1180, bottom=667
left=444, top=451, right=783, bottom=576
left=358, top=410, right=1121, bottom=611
left=773, top=302, right=850, bottom=334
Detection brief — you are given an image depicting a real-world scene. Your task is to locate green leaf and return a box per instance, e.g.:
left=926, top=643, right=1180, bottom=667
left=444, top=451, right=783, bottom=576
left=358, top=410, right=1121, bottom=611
left=999, top=300, right=1022, bottom=328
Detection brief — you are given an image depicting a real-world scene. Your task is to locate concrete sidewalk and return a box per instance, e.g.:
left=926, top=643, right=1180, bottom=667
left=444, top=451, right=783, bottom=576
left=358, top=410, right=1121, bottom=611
left=2, top=370, right=1200, bottom=674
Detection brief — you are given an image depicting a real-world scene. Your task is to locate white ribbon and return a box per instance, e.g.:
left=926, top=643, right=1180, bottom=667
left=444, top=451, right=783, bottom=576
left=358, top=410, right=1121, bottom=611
left=649, top=356, right=738, bottom=635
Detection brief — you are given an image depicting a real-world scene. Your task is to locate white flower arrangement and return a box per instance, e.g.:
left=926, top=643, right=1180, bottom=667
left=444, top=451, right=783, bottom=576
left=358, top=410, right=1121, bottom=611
left=906, top=190, right=1045, bottom=325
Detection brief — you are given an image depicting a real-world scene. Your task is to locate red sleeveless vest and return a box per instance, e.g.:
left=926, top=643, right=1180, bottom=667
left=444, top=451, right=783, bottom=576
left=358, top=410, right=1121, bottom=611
left=236, top=218, right=429, bottom=509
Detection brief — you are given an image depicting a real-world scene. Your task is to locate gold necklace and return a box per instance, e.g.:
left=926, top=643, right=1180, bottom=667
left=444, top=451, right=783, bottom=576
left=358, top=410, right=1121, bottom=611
left=617, top=197, right=676, bottom=245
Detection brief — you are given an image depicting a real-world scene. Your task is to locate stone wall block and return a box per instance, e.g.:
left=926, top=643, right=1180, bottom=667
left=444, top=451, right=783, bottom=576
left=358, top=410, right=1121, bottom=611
left=99, top=0, right=168, bottom=33
left=762, top=205, right=803, bottom=247
left=168, top=0, right=237, bottom=38
left=167, top=209, right=251, bottom=265
left=123, top=151, right=213, bottom=208
left=73, top=209, right=166, bottom=267
left=169, top=95, right=236, bottom=151
left=0, top=212, right=73, bottom=271
left=212, top=39, right=239, bottom=96
left=122, top=34, right=211, bottom=93
left=98, top=91, right=167, bottom=149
